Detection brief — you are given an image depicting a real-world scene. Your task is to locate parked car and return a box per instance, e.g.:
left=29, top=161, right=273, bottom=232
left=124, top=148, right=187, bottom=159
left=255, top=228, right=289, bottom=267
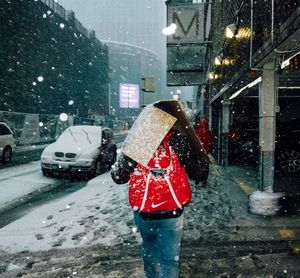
left=41, top=125, right=117, bottom=178
left=0, top=122, right=16, bottom=163
left=228, top=120, right=300, bottom=176
left=228, top=121, right=259, bottom=165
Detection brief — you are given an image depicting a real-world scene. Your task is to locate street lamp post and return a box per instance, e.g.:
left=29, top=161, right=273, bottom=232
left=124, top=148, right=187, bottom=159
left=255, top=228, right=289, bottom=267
left=108, top=83, right=111, bottom=115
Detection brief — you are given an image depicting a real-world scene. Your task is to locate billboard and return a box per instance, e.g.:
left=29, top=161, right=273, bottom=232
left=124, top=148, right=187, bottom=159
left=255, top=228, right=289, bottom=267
left=119, top=83, right=140, bottom=108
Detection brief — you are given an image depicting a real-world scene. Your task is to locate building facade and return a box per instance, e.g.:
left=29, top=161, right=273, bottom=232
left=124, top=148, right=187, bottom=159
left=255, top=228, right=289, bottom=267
left=0, top=0, right=109, bottom=117
left=165, top=0, right=300, bottom=214
left=203, top=0, right=300, bottom=213
left=104, top=41, right=163, bottom=123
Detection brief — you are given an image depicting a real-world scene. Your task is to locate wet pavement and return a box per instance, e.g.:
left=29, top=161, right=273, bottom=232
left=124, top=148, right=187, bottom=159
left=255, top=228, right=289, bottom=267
left=0, top=161, right=300, bottom=277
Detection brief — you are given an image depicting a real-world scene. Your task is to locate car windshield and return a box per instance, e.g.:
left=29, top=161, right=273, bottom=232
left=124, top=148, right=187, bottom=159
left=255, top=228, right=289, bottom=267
left=58, top=128, right=99, bottom=144
left=1, top=0, right=300, bottom=277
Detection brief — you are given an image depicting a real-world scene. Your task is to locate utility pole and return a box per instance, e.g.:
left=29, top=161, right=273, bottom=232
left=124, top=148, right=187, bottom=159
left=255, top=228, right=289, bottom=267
left=249, top=60, right=285, bottom=216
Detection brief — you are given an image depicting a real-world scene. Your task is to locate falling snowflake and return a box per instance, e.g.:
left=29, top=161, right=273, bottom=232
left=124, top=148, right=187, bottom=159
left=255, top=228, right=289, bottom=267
left=37, top=76, right=44, bottom=82
left=59, top=113, right=68, bottom=122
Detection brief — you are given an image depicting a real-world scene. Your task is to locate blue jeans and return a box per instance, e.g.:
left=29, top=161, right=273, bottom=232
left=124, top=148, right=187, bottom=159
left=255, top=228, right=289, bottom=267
left=133, top=211, right=184, bottom=278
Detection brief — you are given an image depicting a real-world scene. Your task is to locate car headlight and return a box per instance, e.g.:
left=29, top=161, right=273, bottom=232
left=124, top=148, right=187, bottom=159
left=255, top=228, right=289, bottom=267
left=41, top=149, right=53, bottom=160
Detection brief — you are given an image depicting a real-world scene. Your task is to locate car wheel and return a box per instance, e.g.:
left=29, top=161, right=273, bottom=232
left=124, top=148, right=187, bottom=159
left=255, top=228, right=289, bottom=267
left=279, top=149, right=300, bottom=174
left=42, top=168, right=52, bottom=177
left=111, top=152, right=117, bottom=165
left=2, top=146, right=12, bottom=163
left=93, top=158, right=102, bottom=177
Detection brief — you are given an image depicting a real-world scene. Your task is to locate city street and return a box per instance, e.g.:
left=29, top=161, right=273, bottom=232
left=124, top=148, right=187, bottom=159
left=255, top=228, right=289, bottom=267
left=1, top=0, right=300, bottom=277
left=0, top=158, right=299, bottom=277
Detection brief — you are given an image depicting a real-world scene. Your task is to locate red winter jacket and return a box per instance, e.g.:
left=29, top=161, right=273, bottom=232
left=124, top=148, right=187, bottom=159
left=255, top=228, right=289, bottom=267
left=195, top=119, right=214, bottom=153
left=128, top=132, right=191, bottom=213
left=111, top=130, right=208, bottom=219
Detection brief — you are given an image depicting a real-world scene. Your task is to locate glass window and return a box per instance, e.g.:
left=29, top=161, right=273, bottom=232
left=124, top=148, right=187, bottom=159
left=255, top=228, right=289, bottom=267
left=0, top=124, right=11, bottom=135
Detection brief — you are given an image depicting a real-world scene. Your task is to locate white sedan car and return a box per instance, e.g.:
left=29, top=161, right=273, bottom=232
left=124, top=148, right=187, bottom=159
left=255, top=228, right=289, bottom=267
left=0, top=122, right=16, bottom=163
left=41, top=125, right=117, bottom=178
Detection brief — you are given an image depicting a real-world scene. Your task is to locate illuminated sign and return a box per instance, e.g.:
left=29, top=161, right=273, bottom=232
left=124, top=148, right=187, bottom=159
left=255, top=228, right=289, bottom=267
left=119, top=83, right=140, bottom=108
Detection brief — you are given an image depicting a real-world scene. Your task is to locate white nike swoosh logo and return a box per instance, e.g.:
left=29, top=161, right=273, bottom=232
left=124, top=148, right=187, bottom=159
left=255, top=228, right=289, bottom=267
left=151, top=201, right=167, bottom=208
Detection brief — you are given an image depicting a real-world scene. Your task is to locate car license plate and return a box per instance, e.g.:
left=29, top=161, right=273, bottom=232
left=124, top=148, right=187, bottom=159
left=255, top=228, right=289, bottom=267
left=58, top=162, right=69, bottom=169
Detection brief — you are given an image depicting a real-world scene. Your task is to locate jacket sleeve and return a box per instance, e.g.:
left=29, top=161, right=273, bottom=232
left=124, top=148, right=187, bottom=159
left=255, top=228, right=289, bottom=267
left=111, top=153, right=137, bottom=184
left=170, top=132, right=209, bottom=182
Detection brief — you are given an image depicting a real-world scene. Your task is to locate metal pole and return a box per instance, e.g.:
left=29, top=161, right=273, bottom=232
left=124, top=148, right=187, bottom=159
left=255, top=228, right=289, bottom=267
left=108, top=83, right=111, bottom=115
left=258, top=61, right=278, bottom=191
left=221, top=96, right=230, bottom=167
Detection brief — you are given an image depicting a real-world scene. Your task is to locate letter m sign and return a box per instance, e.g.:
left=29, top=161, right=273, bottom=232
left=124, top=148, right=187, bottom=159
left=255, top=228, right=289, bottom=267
left=167, top=4, right=204, bottom=44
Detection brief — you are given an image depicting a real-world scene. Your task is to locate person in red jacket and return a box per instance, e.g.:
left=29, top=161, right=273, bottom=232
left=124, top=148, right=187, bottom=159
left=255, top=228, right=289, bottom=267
left=194, top=118, right=213, bottom=186
left=111, top=101, right=208, bottom=278
left=195, top=118, right=214, bottom=154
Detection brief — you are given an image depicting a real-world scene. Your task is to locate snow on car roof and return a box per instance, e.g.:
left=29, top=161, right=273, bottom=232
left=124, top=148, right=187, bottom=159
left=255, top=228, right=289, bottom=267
left=67, top=125, right=103, bottom=133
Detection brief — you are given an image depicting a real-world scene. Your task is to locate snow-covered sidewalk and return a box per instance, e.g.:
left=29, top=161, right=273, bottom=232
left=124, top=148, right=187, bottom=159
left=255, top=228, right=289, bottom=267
left=0, top=162, right=236, bottom=254
left=0, top=171, right=134, bottom=253
left=1, top=160, right=300, bottom=255
left=1, top=164, right=300, bottom=277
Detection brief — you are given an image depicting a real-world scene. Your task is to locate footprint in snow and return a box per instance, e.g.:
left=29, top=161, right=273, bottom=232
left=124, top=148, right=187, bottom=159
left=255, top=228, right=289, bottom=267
left=58, top=226, right=67, bottom=232
left=51, top=236, right=66, bottom=247
left=71, top=232, right=87, bottom=245
left=35, top=234, right=44, bottom=240
left=44, top=221, right=57, bottom=228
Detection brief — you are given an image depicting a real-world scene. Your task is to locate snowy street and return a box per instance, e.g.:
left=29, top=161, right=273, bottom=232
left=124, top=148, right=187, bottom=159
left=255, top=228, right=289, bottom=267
left=0, top=159, right=300, bottom=277
left=0, top=161, right=55, bottom=214
left=1, top=0, right=300, bottom=276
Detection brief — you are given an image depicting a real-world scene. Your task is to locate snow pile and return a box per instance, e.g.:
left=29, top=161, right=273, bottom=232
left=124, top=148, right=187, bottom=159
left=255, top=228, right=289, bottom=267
left=249, top=190, right=285, bottom=216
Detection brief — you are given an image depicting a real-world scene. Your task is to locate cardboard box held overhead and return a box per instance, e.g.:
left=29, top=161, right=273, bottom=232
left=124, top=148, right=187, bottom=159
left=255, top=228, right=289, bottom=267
left=122, top=105, right=177, bottom=167
left=122, top=100, right=210, bottom=167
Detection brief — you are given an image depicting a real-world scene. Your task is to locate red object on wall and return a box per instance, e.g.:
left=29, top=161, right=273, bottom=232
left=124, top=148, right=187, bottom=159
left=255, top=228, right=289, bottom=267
left=248, top=70, right=257, bottom=78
